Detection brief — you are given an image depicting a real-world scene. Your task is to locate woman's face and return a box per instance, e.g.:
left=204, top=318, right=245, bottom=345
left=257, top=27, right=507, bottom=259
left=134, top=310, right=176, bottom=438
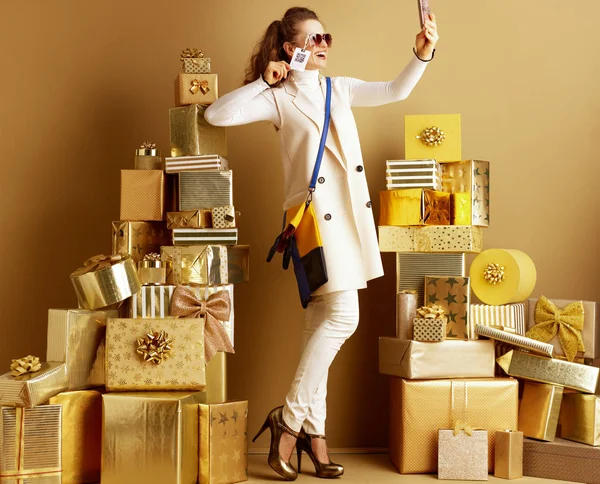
left=287, top=19, right=330, bottom=70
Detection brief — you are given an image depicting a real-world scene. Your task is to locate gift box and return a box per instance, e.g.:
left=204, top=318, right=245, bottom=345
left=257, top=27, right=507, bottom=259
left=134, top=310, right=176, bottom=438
left=475, top=325, right=554, bottom=358
left=167, top=210, right=213, bottom=229
left=519, top=382, right=563, bottom=442
left=495, top=430, right=523, bottom=479
left=46, top=308, right=119, bottom=390
left=102, top=391, right=205, bottom=484
left=105, top=318, right=206, bottom=391
left=470, top=303, right=526, bottom=336
left=379, top=225, right=483, bottom=253
left=161, top=245, right=250, bottom=285
left=112, top=221, right=170, bottom=263
left=378, top=338, right=495, bottom=379
left=170, top=104, right=227, bottom=158
left=70, top=254, right=141, bottom=310
left=137, top=255, right=167, bottom=285
left=120, top=169, right=167, bottom=221
left=181, top=48, right=211, bottom=74
left=404, top=114, right=461, bottom=162
left=165, top=155, right=229, bottom=174
left=424, top=276, right=470, bottom=339
left=497, top=350, right=599, bottom=393
left=173, top=228, right=238, bottom=246
left=389, top=377, right=518, bottom=474
left=396, top=253, right=465, bottom=304
left=527, top=297, right=599, bottom=361
left=379, top=188, right=450, bottom=226
left=48, top=390, right=102, bottom=484
left=134, top=142, right=162, bottom=170
left=559, top=393, right=600, bottom=446
left=0, top=361, right=68, bottom=407
left=199, top=401, right=248, bottom=484
left=396, top=291, right=418, bottom=339
left=0, top=405, right=62, bottom=482
left=179, top=170, right=233, bottom=211
left=523, top=438, right=600, bottom=483
left=385, top=159, right=442, bottom=190
left=205, top=352, right=227, bottom=403
left=413, top=318, right=446, bottom=342
left=178, top=73, right=218, bottom=106
left=442, top=160, right=490, bottom=227
left=212, top=206, right=236, bottom=229
left=438, top=429, right=488, bottom=480
left=470, top=249, right=537, bottom=305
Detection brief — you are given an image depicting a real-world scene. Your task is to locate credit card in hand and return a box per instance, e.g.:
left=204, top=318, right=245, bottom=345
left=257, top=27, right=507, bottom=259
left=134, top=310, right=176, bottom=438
left=418, top=0, right=431, bottom=28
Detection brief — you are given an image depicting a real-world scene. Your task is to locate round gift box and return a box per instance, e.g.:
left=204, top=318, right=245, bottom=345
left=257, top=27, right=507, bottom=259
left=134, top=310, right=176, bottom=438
left=470, top=249, right=537, bottom=305
left=137, top=260, right=167, bottom=285
left=70, top=255, right=141, bottom=310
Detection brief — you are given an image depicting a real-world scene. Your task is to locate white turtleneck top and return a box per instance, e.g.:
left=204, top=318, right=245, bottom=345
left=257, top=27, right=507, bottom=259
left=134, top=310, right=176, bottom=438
left=204, top=56, right=428, bottom=128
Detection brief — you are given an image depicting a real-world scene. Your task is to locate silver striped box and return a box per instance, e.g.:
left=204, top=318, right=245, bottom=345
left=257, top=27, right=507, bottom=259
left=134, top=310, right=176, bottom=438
left=173, top=228, right=238, bottom=245
left=178, top=170, right=233, bottom=210
left=386, top=159, right=442, bottom=190
left=470, top=303, right=526, bottom=338
left=165, top=155, right=229, bottom=174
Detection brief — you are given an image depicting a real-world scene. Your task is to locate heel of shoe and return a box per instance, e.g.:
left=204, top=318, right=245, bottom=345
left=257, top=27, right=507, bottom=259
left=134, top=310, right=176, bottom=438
left=252, top=417, right=269, bottom=443
left=297, top=448, right=302, bottom=473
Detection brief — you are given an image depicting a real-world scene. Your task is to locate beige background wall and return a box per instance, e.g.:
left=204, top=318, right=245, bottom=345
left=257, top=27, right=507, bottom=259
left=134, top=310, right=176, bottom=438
left=1, top=0, right=598, bottom=450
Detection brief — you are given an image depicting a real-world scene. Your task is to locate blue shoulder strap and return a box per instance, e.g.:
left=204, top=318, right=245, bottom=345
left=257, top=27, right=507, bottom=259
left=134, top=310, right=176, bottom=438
left=308, top=77, right=332, bottom=192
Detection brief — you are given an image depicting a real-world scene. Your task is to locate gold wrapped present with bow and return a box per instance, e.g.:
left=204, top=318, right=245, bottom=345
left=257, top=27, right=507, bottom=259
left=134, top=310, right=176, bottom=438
left=442, top=160, right=490, bottom=227
left=112, top=221, right=170, bottom=263
left=424, top=276, right=471, bottom=339
left=181, top=48, right=211, bottom=74
left=379, top=225, right=483, bottom=253
left=0, top=361, right=68, bottom=408
left=404, top=114, right=462, bottom=162
left=170, top=104, right=227, bottom=158
left=438, top=428, right=488, bottom=480
left=137, top=253, right=167, bottom=285
left=178, top=73, right=218, bottom=106
left=413, top=304, right=447, bottom=342
left=167, top=210, right=213, bottom=229
left=70, top=254, right=141, bottom=310
left=134, top=141, right=163, bottom=170
left=379, top=188, right=450, bottom=226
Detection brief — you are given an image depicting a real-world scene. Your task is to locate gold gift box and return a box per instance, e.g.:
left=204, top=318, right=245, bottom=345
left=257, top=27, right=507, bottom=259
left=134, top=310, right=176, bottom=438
left=0, top=405, right=62, bottom=482
left=404, top=114, right=462, bottom=162
left=178, top=73, right=218, bottom=106
left=46, top=308, right=119, bottom=390
left=178, top=170, right=233, bottom=211
left=112, top=221, right=170, bottom=263
left=389, top=377, right=518, bottom=474
left=205, top=352, right=227, bottom=404
left=102, top=391, right=205, bottom=484
left=167, top=210, right=213, bottom=229
left=48, top=390, right=102, bottom=484
left=519, top=382, right=563, bottom=442
left=161, top=245, right=250, bottom=285
left=396, top=291, right=417, bottom=340
left=212, top=206, right=236, bottom=229
left=442, top=160, right=490, bottom=227
left=438, top=429, right=488, bottom=481
left=494, top=430, right=523, bottom=479
left=120, top=169, right=166, bottom=221
left=135, top=145, right=163, bottom=170
left=199, top=401, right=248, bottom=484
left=138, top=259, right=167, bottom=285
left=470, top=303, right=526, bottom=336
left=379, top=188, right=450, bottom=226
left=105, top=318, right=206, bottom=391
left=183, top=57, right=211, bottom=74
left=475, top=325, right=554, bottom=358
left=497, top=350, right=600, bottom=393
left=169, top=104, right=227, bottom=158
left=412, top=318, right=446, bottom=342
left=378, top=338, right=495, bottom=379
left=424, top=276, right=471, bottom=339
left=0, top=362, right=68, bottom=408
left=379, top=225, right=483, bottom=253
left=559, top=393, right=600, bottom=446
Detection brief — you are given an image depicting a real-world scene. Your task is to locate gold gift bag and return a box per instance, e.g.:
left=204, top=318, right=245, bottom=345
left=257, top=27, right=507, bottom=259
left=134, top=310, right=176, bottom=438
left=120, top=169, right=166, bottom=221
left=199, top=401, right=248, bottom=484
left=169, top=105, right=228, bottom=158
left=405, top=114, right=461, bottom=162
left=112, top=221, right=170, bottom=263
left=438, top=429, right=488, bottom=481
left=443, top=160, right=490, bottom=227
left=178, top=73, right=218, bottom=106
left=379, top=225, right=483, bottom=253
left=379, top=188, right=450, bottom=226
left=424, top=276, right=471, bottom=339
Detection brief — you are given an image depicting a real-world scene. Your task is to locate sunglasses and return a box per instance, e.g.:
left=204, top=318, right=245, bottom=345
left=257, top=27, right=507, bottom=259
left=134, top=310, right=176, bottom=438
left=303, top=33, right=333, bottom=49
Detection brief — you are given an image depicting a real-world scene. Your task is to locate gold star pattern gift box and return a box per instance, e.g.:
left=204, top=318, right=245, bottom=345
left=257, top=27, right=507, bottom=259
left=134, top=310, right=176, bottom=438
left=424, top=276, right=471, bottom=339
left=379, top=225, right=483, bottom=253
left=112, top=221, right=170, bottom=263
left=199, top=401, right=248, bottom=484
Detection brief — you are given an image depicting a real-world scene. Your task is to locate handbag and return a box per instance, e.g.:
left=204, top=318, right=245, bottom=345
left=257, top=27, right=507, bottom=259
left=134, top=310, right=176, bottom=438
left=267, top=76, right=332, bottom=309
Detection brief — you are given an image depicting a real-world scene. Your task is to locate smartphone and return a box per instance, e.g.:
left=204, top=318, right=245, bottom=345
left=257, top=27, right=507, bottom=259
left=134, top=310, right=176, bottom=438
left=418, top=0, right=431, bottom=28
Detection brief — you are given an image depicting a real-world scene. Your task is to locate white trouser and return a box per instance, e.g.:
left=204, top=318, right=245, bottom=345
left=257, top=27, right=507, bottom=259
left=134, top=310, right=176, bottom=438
left=282, top=289, right=360, bottom=435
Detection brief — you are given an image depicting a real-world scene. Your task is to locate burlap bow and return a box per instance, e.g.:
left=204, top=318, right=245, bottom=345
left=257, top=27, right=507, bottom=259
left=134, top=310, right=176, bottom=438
left=526, top=295, right=585, bottom=362
left=10, top=355, right=42, bottom=377
left=72, top=254, right=124, bottom=276
left=453, top=420, right=474, bottom=437
left=170, top=285, right=234, bottom=362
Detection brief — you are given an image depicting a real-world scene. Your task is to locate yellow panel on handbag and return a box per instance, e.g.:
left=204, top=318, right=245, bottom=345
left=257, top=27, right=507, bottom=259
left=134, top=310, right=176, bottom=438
left=285, top=202, right=323, bottom=258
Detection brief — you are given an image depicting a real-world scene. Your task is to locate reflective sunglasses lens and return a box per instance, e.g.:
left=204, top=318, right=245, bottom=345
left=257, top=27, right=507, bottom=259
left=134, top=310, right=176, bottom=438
left=324, top=33, right=333, bottom=47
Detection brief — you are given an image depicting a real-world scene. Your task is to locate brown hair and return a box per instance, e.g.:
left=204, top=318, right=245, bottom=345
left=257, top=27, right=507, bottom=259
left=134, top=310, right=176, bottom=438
left=244, top=7, right=319, bottom=86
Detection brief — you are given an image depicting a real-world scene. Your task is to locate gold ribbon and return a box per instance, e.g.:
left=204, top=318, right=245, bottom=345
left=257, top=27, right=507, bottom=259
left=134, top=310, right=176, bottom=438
left=526, top=295, right=585, bottom=362
left=416, top=126, right=446, bottom=146
left=140, top=141, right=156, bottom=149
left=453, top=420, right=474, bottom=437
left=136, top=330, right=174, bottom=365
left=483, top=262, right=505, bottom=285
left=71, top=254, right=124, bottom=277
left=180, top=48, right=204, bottom=60
left=143, top=253, right=161, bottom=262
left=170, top=285, right=234, bottom=363
left=10, top=355, right=41, bottom=377
left=416, top=304, right=446, bottom=319
left=190, top=79, right=210, bottom=95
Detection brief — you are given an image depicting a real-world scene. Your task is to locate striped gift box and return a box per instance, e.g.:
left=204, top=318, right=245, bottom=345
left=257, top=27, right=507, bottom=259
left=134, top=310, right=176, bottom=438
left=470, top=303, right=526, bottom=338
left=385, top=159, right=442, bottom=190
left=165, top=155, right=229, bottom=174
left=178, top=170, right=232, bottom=210
left=173, top=228, right=238, bottom=245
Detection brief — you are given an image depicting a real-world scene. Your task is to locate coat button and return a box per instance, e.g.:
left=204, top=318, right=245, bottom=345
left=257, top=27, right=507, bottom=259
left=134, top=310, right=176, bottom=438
left=356, top=165, right=364, bottom=172
left=318, top=176, right=325, bottom=184
left=324, top=213, right=332, bottom=221
left=366, top=201, right=372, bottom=208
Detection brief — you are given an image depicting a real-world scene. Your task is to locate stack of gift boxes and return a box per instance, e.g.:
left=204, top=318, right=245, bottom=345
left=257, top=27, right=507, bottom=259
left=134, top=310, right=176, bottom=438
left=378, top=114, right=600, bottom=482
left=0, top=48, right=249, bottom=484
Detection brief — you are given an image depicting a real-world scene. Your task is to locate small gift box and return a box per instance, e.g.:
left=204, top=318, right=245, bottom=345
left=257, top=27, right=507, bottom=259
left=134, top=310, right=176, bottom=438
left=173, top=228, right=238, bottom=246
left=102, top=391, right=205, bottom=484
left=470, top=303, right=526, bottom=336
left=134, top=141, right=163, bottom=170
left=178, top=73, right=218, bottom=106
left=424, top=276, right=471, bottom=339
left=442, top=160, right=490, bottom=227
left=379, top=225, right=483, bottom=253
left=396, top=290, right=418, bottom=340
left=495, top=430, right=523, bottom=480
left=179, top=170, right=233, bottom=211
left=48, top=390, right=103, bottom=484
left=70, top=254, right=141, bottom=310
left=170, top=104, right=227, bottom=158
left=519, top=382, right=563, bottom=442
left=559, top=393, right=600, bottom=446
left=379, top=188, right=450, bottom=226
left=385, top=159, right=442, bottom=190
left=205, top=351, right=228, bottom=404
left=212, top=206, right=236, bottom=229
left=199, top=401, right=248, bottom=484
left=167, top=210, right=213, bottom=229
left=181, top=48, right=211, bottom=74
left=137, top=253, right=167, bottom=285
left=413, top=304, right=447, bottom=342
left=404, top=114, right=462, bottom=162
left=438, top=428, right=488, bottom=480
left=475, top=324, right=554, bottom=357
left=165, top=154, right=229, bottom=173
left=46, top=308, right=119, bottom=390
left=0, top=360, right=68, bottom=407
left=120, top=169, right=167, bottom=221
left=112, top=221, right=170, bottom=263
left=0, top=405, right=62, bottom=482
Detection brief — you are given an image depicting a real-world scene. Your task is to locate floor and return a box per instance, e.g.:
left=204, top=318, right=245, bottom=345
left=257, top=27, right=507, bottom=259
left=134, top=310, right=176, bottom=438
left=247, top=454, right=579, bottom=483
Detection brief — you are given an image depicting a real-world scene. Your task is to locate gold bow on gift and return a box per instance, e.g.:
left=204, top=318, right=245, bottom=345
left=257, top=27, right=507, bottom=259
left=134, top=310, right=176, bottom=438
left=526, top=296, right=585, bottom=362
left=180, top=48, right=204, bottom=60
left=72, top=254, right=124, bottom=276
left=453, top=420, right=474, bottom=437
left=170, top=286, right=234, bottom=362
left=416, top=304, right=447, bottom=321
left=143, top=253, right=161, bottom=262
left=190, top=79, right=210, bottom=95
left=10, top=355, right=42, bottom=376
left=140, top=141, right=156, bottom=149
left=416, top=126, right=446, bottom=147
left=136, top=330, right=174, bottom=365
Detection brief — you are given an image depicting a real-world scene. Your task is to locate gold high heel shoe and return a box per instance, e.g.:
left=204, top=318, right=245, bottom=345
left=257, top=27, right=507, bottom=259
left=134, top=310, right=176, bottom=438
left=252, top=406, right=299, bottom=481
left=296, top=429, right=344, bottom=478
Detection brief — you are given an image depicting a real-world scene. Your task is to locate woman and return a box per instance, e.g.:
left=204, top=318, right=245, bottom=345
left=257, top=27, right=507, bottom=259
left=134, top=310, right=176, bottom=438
left=205, top=7, right=438, bottom=480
